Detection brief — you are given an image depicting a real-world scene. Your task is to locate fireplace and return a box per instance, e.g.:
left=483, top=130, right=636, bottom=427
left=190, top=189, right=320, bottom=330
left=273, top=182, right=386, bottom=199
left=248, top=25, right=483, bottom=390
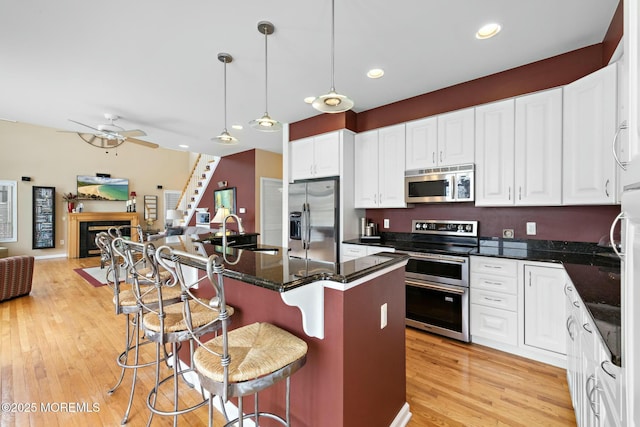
left=79, top=220, right=131, bottom=258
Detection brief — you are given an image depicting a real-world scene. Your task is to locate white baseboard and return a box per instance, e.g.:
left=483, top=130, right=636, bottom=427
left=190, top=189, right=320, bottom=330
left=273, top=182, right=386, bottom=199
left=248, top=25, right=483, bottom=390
left=35, top=253, right=67, bottom=260
left=390, top=402, right=412, bottom=427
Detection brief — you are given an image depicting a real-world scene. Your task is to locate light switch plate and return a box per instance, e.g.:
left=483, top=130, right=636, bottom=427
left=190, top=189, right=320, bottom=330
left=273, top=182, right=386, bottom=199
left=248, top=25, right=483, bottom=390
left=383, top=218, right=390, bottom=229
left=526, top=222, right=537, bottom=235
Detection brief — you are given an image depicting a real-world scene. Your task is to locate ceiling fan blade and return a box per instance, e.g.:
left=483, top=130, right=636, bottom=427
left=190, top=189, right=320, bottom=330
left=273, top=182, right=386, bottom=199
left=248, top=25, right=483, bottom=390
left=126, top=137, right=159, bottom=149
left=119, top=129, right=146, bottom=138
left=68, top=119, right=102, bottom=133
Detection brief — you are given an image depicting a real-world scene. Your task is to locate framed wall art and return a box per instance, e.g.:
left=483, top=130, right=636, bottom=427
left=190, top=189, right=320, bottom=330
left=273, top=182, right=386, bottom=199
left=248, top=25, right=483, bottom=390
left=33, top=186, right=55, bottom=249
left=214, top=187, right=236, bottom=215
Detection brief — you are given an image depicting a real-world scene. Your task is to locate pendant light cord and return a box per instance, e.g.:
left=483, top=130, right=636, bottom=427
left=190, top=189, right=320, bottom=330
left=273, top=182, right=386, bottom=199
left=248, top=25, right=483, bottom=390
left=223, top=57, right=228, bottom=130
left=263, top=26, right=269, bottom=114
left=330, top=0, right=336, bottom=92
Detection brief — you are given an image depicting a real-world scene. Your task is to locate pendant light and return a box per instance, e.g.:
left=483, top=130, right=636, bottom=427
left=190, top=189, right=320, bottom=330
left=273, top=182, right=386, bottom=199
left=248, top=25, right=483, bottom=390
left=312, top=0, right=354, bottom=114
left=250, top=21, right=282, bottom=132
left=213, top=53, right=238, bottom=144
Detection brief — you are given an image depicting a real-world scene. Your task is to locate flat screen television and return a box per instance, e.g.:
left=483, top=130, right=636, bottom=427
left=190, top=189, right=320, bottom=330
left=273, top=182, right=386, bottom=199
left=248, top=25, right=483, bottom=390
left=77, top=175, right=129, bottom=201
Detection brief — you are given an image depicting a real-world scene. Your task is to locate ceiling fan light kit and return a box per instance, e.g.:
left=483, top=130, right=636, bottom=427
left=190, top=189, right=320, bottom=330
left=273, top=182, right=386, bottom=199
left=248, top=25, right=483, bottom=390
left=250, top=21, right=282, bottom=132
left=214, top=52, right=239, bottom=144
left=313, top=0, right=354, bottom=114
left=65, top=113, right=158, bottom=151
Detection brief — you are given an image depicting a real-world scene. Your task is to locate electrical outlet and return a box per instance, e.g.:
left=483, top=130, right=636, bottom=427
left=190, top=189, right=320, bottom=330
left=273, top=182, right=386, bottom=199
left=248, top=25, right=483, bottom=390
left=502, top=229, right=514, bottom=239
left=239, top=207, right=246, bottom=214
left=380, top=303, right=388, bottom=329
left=526, top=222, right=537, bottom=235
left=383, top=218, right=390, bottom=229
left=60, top=239, right=64, bottom=245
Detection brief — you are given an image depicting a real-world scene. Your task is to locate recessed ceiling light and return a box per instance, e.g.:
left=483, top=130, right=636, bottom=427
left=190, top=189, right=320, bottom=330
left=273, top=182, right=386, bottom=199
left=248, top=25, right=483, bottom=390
left=304, top=96, right=316, bottom=104
left=476, top=23, right=501, bottom=40
left=232, top=124, right=243, bottom=130
left=178, top=144, right=189, bottom=149
left=367, top=68, right=384, bottom=79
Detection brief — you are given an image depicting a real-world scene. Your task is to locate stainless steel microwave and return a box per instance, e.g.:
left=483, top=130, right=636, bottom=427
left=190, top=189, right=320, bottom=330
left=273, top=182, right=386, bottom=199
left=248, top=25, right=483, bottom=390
left=405, top=164, right=474, bottom=203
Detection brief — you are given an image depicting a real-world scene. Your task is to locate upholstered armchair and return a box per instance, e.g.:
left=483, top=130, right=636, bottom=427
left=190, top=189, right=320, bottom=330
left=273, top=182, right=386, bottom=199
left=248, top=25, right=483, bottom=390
left=0, top=256, right=34, bottom=302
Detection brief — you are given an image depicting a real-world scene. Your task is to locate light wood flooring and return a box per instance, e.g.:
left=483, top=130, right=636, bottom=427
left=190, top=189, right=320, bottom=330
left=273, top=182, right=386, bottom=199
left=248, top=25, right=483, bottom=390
left=0, top=257, right=576, bottom=426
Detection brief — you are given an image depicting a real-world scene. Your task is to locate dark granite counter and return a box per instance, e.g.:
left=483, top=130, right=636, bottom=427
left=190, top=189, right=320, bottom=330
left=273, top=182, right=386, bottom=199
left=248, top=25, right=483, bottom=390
left=151, top=235, right=408, bottom=292
left=343, top=234, right=622, bottom=365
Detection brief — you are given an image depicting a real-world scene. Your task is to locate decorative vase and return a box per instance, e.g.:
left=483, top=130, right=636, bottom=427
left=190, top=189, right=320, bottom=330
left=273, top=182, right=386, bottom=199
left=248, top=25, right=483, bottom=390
left=67, top=202, right=74, bottom=213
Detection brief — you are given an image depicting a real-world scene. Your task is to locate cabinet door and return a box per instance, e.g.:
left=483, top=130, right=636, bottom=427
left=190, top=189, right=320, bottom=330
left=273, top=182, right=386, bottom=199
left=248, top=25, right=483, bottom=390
left=475, top=99, right=515, bottom=206
left=378, top=124, right=406, bottom=208
left=515, top=88, right=563, bottom=205
left=354, top=130, right=380, bottom=208
left=523, top=265, right=567, bottom=355
left=313, top=132, right=341, bottom=178
left=290, top=137, right=315, bottom=180
left=405, top=116, right=438, bottom=170
left=563, top=63, right=617, bottom=205
left=437, top=107, right=475, bottom=166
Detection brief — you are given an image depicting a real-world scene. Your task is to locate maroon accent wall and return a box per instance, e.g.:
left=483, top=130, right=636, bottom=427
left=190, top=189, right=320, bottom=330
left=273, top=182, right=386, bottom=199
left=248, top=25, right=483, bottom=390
left=288, top=110, right=357, bottom=141
left=365, top=204, right=621, bottom=243
left=194, top=150, right=256, bottom=233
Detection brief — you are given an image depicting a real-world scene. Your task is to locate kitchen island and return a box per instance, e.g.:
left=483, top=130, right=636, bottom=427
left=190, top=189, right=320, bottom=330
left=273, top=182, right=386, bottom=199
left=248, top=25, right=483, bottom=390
left=152, top=235, right=411, bottom=427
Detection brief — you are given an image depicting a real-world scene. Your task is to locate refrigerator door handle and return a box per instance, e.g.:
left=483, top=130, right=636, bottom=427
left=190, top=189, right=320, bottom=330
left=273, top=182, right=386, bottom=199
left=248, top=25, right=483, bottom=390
left=303, top=202, right=311, bottom=249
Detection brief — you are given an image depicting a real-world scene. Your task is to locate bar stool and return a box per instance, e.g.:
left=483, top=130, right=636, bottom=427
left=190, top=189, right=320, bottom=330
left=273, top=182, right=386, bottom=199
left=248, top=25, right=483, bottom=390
left=140, top=244, right=233, bottom=426
left=182, top=251, right=308, bottom=427
left=105, top=236, right=182, bottom=424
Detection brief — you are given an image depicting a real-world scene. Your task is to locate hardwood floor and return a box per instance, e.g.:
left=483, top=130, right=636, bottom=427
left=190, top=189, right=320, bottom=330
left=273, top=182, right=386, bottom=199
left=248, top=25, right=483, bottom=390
left=0, top=257, right=576, bottom=426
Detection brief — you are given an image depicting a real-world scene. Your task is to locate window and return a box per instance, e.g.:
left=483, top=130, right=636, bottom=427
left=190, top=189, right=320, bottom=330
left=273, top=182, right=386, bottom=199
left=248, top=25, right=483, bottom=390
left=0, top=180, right=17, bottom=242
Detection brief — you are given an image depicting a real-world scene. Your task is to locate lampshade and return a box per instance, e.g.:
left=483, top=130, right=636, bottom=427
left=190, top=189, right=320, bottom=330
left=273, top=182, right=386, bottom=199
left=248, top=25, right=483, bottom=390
left=312, top=0, right=354, bottom=114
left=210, top=207, right=232, bottom=224
left=129, top=191, right=137, bottom=197
left=166, top=209, right=183, bottom=220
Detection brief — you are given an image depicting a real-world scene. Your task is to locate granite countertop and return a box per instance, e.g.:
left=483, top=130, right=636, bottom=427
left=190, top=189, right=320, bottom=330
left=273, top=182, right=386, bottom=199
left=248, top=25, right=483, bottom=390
left=344, top=234, right=622, bottom=365
left=151, top=235, right=408, bottom=293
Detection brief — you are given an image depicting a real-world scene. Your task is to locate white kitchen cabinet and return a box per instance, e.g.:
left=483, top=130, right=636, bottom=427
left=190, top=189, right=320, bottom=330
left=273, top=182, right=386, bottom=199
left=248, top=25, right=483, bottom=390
left=341, top=243, right=394, bottom=262
left=436, top=108, right=475, bottom=166
left=475, top=99, right=515, bottom=206
left=354, top=124, right=406, bottom=208
left=470, top=256, right=518, bottom=346
left=405, top=116, right=438, bottom=170
left=565, top=281, right=583, bottom=425
left=475, top=89, right=563, bottom=206
left=563, top=62, right=618, bottom=205
left=290, top=131, right=341, bottom=180
left=523, top=264, right=567, bottom=355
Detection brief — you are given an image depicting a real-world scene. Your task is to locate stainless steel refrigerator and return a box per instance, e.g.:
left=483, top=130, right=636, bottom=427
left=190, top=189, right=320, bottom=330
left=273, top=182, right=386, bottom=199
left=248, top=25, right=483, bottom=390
left=288, top=178, right=339, bottom=263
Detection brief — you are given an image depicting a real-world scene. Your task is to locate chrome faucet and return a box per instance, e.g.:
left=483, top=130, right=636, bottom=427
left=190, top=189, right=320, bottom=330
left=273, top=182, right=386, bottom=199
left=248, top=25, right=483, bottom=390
left=221, top=214, right=245, bottom=249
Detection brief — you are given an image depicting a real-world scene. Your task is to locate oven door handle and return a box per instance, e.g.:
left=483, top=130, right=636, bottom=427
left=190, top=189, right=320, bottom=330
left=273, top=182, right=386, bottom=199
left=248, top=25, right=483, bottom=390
left=406, top=279, right=466, bottom=295
left=407, top=253, right=467, bottom=264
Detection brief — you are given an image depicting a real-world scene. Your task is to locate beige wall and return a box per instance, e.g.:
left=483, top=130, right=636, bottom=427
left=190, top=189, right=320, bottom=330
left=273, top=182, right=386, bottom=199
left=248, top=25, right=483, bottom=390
left=0, top=121, right=190, bottom=258
left=254, top=149, right=283, bottom=235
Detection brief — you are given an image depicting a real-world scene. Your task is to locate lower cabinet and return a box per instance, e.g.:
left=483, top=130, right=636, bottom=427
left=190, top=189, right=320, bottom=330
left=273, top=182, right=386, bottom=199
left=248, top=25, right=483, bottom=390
left=341, top=243, right=394, bottom=263
left=565, top=278, right=623, bottom=427
left=470, top=257, right=566, bottom=367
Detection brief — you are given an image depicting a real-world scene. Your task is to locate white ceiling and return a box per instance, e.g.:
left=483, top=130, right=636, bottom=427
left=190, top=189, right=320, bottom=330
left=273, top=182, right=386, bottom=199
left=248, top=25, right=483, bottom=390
left=0, top=0, right=619, bottom=157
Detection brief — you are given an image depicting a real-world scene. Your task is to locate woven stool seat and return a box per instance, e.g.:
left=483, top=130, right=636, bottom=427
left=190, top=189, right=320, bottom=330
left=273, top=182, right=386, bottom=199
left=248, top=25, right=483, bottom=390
left=143, top=299, right=234, bottom=334
left=116, top=285, right=182, bottom=307
left=194, top=322, right=308, bottom=383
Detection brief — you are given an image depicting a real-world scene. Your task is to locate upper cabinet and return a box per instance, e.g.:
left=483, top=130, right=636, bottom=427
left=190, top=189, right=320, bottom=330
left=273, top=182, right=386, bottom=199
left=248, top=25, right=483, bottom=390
left=563, top=62, right=618, bottom=205
left=354, top=124, right=406, bottom=208
left=475, top=89, right=563, bottom=207
left=405, top=108, right=474, bottom=170
left=290, top=131, right=341, bottom=181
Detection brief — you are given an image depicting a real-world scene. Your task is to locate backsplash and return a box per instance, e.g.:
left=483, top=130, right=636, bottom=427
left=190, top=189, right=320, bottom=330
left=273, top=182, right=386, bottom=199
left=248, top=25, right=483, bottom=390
left=365, top=204, right=621, bottom=243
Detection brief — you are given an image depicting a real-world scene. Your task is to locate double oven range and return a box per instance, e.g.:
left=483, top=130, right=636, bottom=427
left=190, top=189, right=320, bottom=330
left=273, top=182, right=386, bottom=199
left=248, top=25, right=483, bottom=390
left=400, top=220, right=478, bottom=342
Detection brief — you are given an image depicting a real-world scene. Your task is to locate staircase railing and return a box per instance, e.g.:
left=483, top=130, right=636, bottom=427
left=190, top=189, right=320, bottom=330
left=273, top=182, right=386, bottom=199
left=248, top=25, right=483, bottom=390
left=176, top=153, right=219, bottom=225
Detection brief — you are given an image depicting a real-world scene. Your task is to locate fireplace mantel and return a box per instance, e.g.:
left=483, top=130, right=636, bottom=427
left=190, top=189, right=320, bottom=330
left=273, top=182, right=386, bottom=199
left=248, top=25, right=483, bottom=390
left=67, top=212, right=140, bottom=258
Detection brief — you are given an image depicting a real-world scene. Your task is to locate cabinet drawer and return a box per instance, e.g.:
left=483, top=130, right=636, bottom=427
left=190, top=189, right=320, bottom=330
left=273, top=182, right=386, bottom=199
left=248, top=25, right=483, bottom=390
left=471, top=273, right=518, bottom=294
left=471, top=256, right=517, bottom=277
left=471, top=289, right=517, bottom=311
left=471, top=304, right=518, bottom=346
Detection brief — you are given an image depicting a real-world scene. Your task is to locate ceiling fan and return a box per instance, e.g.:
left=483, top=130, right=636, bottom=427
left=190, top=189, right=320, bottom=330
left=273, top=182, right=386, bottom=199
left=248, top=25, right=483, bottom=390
left=64, top=113, right=158, bottom=149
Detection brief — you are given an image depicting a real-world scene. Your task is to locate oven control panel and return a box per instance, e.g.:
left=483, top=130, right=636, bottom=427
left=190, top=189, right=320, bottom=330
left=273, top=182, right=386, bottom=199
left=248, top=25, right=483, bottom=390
left=412, top=220, right=477, bottom=237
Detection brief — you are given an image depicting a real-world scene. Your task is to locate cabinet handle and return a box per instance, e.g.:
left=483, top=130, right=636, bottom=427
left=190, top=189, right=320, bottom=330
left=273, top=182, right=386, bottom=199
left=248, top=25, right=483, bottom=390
left=600, top=360, right=617, bottom=379
left=583, top=322, right=593, bottom=334
left=564, top=283, right=573, bottom=296
left=573, top=300, right=580, bottom=308
left=432, top=152, right=436, bottom=164
left=612, top=120, right=628, bottom=170
left=483, top=296, right=503, bottom=302
left=610, top=212, right=624, bottom=260
left=518, top=186, right=522, bottom=201
left=605, top=179, right=610, bottom=197
left=585, top=374, right=601, bottom=419
left=484, top=280, right=503, bottom=286
left=440, top=151, right=443, bottom=162
left=483, top=264, right=502, bottom=270
left=528, top=271, right=532, bottom=287
left=566, top=316, right=575, bottom=341
left=508, top=187, right=511, bottom=201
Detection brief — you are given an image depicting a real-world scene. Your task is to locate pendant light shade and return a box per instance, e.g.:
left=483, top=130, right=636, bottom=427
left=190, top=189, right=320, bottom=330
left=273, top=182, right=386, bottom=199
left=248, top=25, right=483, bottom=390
left=312, top=0, right=354, bottom=114
left=213, top=53, right=238, bottom=144
left=250, top=21, right=282, bottom=132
